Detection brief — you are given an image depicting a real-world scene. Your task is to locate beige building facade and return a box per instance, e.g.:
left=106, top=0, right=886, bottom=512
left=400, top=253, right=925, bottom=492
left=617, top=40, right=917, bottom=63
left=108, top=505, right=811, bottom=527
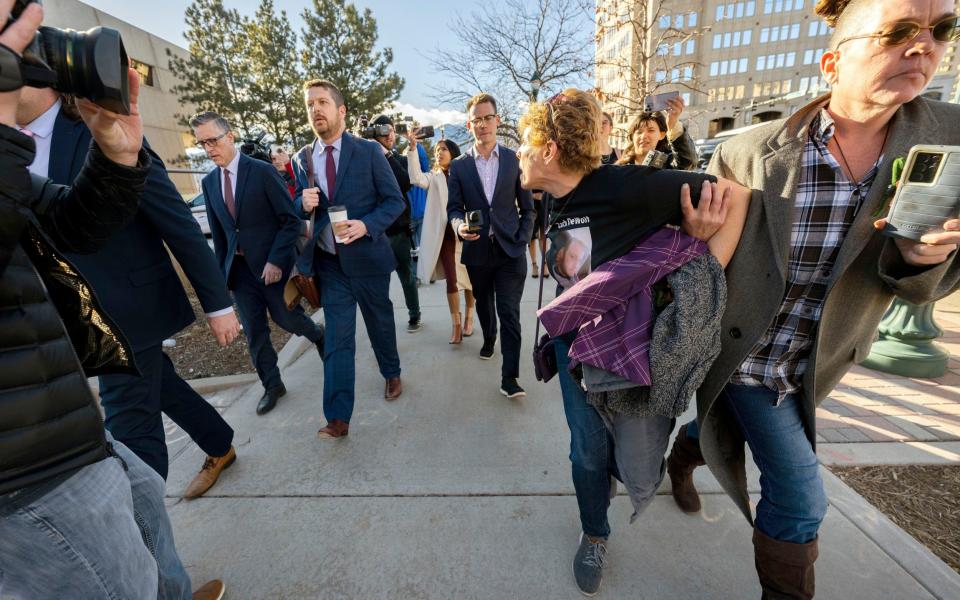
left=42, top=0, right=198, bottom=193
left=596, top=0, right=960, bottom=148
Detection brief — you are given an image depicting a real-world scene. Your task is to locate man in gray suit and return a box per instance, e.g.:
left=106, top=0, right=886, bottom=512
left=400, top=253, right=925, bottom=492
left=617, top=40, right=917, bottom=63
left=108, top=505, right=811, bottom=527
left=447, top=93, right=536, bottom=399
left=665, top=0, right=960, bottom=597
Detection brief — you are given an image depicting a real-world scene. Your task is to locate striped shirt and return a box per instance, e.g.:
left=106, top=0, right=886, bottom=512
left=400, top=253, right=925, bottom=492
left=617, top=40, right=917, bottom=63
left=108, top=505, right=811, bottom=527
left=730, top=110, right=884, bottom=402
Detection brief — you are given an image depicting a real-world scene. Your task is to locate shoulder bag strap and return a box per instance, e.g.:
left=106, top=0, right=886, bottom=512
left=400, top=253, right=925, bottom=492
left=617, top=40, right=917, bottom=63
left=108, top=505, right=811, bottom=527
left=534, top=195, right=550, bottom=340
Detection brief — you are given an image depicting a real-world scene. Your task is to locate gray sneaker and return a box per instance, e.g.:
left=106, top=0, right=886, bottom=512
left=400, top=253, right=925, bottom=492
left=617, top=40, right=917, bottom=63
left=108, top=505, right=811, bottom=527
left=574, top=532, right=607, bottom=596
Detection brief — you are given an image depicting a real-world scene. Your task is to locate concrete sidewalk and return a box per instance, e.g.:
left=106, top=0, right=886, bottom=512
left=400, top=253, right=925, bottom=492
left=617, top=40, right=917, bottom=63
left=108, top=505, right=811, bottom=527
left=164, top=276, right=960, bottom=599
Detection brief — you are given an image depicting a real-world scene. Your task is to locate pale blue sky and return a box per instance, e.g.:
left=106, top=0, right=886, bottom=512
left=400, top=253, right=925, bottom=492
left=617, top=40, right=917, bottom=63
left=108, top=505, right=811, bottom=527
left=81, top=0, right=585, bottom=118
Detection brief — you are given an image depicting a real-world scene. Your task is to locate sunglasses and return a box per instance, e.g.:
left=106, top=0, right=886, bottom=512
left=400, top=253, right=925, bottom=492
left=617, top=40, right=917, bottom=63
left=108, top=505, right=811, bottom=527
left=835, top=15, right=960, bottom=48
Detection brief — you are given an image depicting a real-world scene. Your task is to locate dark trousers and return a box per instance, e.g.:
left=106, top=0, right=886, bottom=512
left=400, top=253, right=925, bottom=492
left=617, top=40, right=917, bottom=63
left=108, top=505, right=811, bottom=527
left=465, top=238, right=526, bottom=379
left=99, top=344, right=234, bottom=479
left=315, top=252, right=401, bottom=423
left=231, top=256, right=324, bottom=391
left=389, top=231, right=421, bottom=321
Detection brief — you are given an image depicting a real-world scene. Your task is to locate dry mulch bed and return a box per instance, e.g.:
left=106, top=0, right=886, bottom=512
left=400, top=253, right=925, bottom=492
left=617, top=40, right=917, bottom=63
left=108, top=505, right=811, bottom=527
left=830, top=465, right=960, bottom=573
left=165, top=294, right=317, bottom=380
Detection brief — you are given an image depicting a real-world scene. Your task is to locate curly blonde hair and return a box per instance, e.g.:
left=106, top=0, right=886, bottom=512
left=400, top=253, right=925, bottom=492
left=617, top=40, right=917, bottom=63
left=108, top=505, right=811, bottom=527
left=517, top=88, right=602, bottom=176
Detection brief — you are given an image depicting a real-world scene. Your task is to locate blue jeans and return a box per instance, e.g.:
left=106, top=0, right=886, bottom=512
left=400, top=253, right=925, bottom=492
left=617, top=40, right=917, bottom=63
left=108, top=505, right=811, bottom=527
left=721, top=384, right=828, bottom=544
left=555, top=337, right=619, bottom=539
left=0, top=436, right=191, bottom=599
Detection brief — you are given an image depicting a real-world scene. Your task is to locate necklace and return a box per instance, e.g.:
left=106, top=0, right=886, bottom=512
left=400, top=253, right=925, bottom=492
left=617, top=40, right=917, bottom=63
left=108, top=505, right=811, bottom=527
left=545, top=183, right=580, bottom=234
left=831, top=121, right=891, bottom=187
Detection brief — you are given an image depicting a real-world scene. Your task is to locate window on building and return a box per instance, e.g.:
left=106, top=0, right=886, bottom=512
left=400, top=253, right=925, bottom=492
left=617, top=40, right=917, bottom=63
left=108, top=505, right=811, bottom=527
left=720, top=61, right=729, bottom=75
left=727, top=3, right=734, bottom=18
left=808, top=21, right=818, bottom=37
left=732, top=31, right=741, bottom=46
left=689, top=12, right=698, bottom=27
left=786, top=52, right=796, bottom=67
left=743, top=30, right=752, bottom=45
left=660, top=15, right=671, bottom=28
left=757, top=56, right=767, bottom=70
left=131, top=59, right=155, bottom=87
left=739, top=57, right=748, bottom=72
left=775, top=0, right=784, bottom=12
left=776, top=53, right=785, bottom=68
left=708, top=88, right=717, bottom=103
left=803, top=49, right=814, bottom=64
left=676, top=14, right=685, bottom=28
left=723, top=32, right=731, bottom=46
left=655, top=70, right=666, bottom=82
left=684, top=66, right=693, bottom=80
left=795, top=0, right=804, bottom=8
left=782, top=79, right=792, bottom=93
left=713, top=34, right=722, bottom=49
left=682, top=92, right=692, bottom=106
left=798, top=77, right=809, bottom=93
left=736, top=2, right=745, bottom=18
left=716, top=5, right=725, bottom=20
left=657, top=44, right=668, bottom=56
left=760, top=27, right=769, bottom=43
left=764, top=0, right=773, bottom=13
left=710, top=62, right=720, bottom=76
left=790, top=23, right=800, bottom=39
left=674, top=43, right=682, bottom=56
left=746, top=1, right=756, bottom=16
left=672, top=68, right=680, bottom=81
left=736, top=85, right=745, bottom=99
left=686, top=40, right=696, bottom=54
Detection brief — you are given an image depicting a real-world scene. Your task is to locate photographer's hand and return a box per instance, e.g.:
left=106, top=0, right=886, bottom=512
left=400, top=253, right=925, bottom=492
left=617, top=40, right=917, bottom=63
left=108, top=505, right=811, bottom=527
left=76, top=67, right=142, bottom=166
left=874, top=217, right=960, bottom=266
left=0, top=0, right=43, bottom=128
left=458, top=222, right=480, bottom=241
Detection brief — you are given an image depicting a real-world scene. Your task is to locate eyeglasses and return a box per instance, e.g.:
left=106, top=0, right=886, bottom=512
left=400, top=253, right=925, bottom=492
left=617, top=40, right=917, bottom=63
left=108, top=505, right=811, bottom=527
left=545, top=103, right=559, bottom=143
left=469, top=114, right=498, bottom=127
left=195, top=132, right=228, bottom=149
left=835, top=15, right=960, bottom=48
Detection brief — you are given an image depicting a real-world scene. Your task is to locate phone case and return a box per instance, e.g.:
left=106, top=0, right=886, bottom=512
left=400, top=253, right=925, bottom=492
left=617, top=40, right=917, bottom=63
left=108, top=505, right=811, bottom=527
left=883, top=144, right=960, bottom=241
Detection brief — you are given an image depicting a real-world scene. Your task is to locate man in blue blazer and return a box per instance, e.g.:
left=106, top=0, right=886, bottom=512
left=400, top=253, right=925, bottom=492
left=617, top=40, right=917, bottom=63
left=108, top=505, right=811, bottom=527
left=16, top=87, right=241, bottom=500
left=447, top=93, right=535, bottom=399
left=192, top=111, right=326, bottom=418
left=293, top=79, right=406, bottom=439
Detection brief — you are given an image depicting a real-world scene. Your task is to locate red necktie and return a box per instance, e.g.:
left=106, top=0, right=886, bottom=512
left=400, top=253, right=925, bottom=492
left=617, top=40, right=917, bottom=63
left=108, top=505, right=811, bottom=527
left=325, top=146, right=336, bottom=202
left=222, top=167, right=237, bottom=220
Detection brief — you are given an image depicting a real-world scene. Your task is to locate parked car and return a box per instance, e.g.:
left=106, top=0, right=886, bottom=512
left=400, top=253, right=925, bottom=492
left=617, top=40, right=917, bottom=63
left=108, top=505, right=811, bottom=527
left=695, top=122, right=765, bottom=171
left=186, top=192, right=210, bottom=237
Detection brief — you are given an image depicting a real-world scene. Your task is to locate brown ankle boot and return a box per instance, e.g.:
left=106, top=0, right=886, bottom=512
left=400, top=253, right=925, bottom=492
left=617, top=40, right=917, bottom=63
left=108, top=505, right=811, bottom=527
left=666, top=423, right=706, bottom=513
left=753, top=528, right=818, bottom=600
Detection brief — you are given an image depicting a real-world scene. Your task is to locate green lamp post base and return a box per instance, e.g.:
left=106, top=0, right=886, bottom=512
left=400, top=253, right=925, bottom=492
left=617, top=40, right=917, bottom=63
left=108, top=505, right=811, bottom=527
left=860, top=299, right=948, bottom=379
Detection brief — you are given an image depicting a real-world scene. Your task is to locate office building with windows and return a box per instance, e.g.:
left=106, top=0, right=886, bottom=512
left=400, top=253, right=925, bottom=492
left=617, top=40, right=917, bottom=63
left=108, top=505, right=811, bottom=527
left=43, top=0, right=198, bottom=193
left=596, top=0, right=960, bottom=146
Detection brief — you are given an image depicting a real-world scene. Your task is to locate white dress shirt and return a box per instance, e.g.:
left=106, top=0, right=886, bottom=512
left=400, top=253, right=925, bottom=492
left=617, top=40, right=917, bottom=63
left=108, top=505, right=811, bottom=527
left=22, top=99, right=62, bottom=178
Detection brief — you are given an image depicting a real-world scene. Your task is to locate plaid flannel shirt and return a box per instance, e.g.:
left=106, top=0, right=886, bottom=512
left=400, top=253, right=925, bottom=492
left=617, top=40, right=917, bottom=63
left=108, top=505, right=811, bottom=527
left=730, top=110, right=884, bottom=403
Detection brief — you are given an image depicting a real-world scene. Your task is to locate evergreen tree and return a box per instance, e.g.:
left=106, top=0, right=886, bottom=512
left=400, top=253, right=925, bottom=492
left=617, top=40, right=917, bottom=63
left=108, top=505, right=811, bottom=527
left=167, top=0, right=256, bottom=132
left=300, top=0, right=404, bottom=122
left=246, top=0, right=308, bottom=147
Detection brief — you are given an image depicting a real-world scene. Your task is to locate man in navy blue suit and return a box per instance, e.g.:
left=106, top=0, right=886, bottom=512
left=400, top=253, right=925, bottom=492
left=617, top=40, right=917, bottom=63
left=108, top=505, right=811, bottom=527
left=447, top=93, right=536, bottom=399
left=16, top=87, right=241, bottom=500
left=192, top=111, right=326, bottom=419
left=293, top=79, right=406, bottom=439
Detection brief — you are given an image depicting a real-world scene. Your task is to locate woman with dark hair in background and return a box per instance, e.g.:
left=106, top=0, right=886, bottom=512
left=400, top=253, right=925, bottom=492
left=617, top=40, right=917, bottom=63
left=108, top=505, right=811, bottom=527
left=406, top=133, right=475, bottom=343
left=618, top=96, right=699, bottom=170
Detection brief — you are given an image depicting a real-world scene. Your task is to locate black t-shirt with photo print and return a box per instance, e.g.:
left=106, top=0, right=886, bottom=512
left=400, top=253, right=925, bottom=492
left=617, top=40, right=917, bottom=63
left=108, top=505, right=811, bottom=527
left=544, top=164, right=715, bottom=289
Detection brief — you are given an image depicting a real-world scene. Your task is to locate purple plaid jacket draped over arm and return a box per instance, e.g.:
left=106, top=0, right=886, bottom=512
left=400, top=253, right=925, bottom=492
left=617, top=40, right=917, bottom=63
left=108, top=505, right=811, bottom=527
left=537, top=228, right=708, bottom=386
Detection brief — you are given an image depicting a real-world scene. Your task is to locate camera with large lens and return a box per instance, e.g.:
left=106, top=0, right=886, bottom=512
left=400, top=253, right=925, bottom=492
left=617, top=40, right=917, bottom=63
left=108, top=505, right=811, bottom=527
left=239, top=129, right=271, bottom=163
left=0, top=0, right=131, bottom=114
left=356, top=114, right=391, bottom=139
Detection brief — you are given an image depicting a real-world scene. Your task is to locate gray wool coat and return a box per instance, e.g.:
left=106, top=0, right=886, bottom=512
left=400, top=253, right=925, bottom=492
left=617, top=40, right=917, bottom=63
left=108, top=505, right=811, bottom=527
left=699, top=94, right=960, bottom=523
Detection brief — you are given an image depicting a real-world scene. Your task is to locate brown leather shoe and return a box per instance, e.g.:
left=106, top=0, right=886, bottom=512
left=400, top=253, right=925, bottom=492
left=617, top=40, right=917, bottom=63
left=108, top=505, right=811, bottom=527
left=183, top=446, right=236, bottom=500
left=317, top=419, right=349, bottom=439
left=193, top=579, right=225, bottom=600
left=666, top=424, right=706, bottom=513
left=384, top=376, right=402, bottom=400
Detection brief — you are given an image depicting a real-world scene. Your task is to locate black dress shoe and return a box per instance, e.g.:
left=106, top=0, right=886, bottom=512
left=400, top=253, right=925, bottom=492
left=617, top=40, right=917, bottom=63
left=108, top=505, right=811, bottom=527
left=256, top=384, right=287, bottom=415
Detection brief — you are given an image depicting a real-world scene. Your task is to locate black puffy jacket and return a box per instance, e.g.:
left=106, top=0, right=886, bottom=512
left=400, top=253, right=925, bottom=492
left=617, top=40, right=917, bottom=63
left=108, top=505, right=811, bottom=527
left=0, top=124, right=149, bottom=495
